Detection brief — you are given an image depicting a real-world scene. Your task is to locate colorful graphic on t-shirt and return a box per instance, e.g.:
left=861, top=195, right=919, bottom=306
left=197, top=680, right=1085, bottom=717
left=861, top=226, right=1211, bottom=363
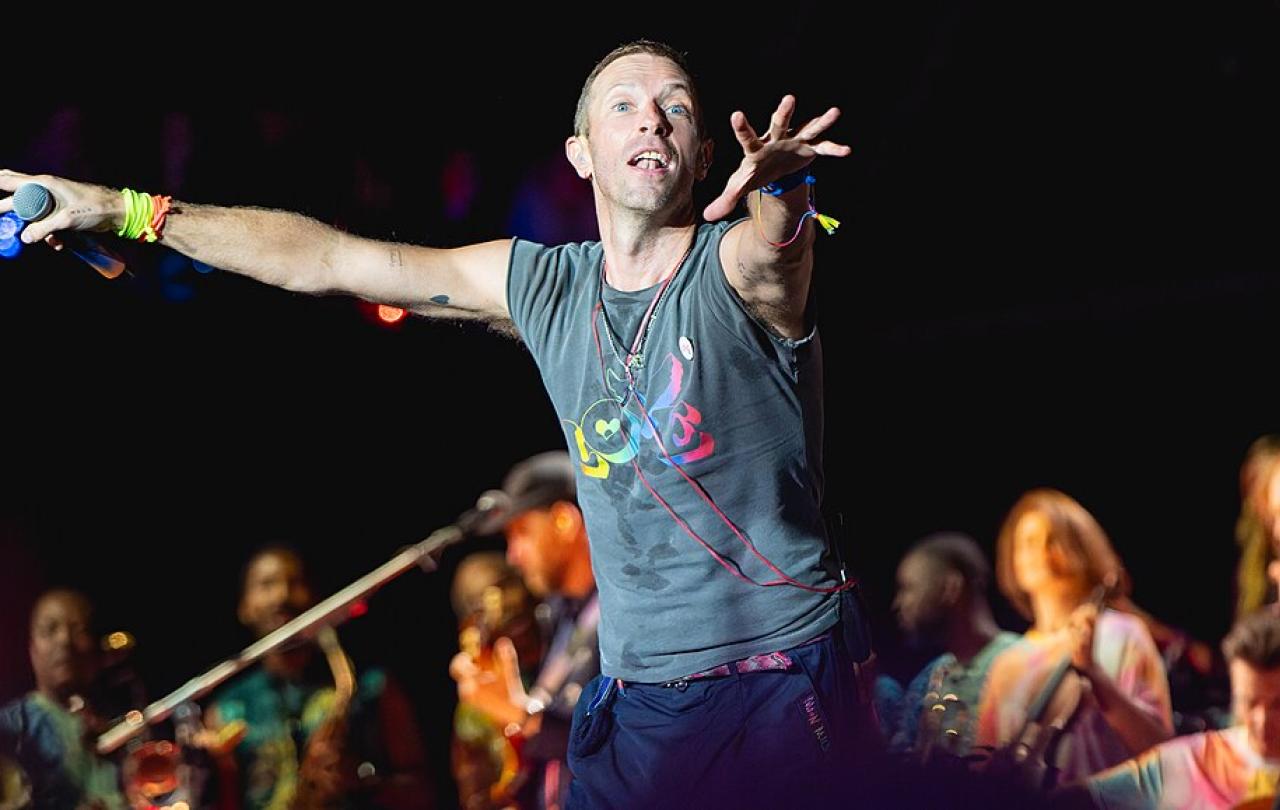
left=564, top=351, right=714, bottom=479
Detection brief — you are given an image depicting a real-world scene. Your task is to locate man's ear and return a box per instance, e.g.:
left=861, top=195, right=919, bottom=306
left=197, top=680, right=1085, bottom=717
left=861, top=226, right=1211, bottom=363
left=566, top=136, right=593, bottom=180
left=549, top=501, right=584, bottom=543
left=940, top=570, right=965, bottom=608
left=696, top=138, right=714, bottom=181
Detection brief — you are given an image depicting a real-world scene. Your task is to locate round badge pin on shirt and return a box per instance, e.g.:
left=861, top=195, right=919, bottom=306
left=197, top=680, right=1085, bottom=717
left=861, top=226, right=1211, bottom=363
left=679, top=336, right=694, bottom=361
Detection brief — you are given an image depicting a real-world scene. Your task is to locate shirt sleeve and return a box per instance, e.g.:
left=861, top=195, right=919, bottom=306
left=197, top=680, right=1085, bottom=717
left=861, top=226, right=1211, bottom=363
left=506, top=237, right=585, bottom=362
left=1086, top=747, right=1165, bottom=810
left=1100, top=613, right=1175, bottom=734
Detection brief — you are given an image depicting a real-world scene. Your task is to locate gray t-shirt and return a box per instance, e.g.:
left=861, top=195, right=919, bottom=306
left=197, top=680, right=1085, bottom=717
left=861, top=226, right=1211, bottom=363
left=507, top=219, right=838, bottom=683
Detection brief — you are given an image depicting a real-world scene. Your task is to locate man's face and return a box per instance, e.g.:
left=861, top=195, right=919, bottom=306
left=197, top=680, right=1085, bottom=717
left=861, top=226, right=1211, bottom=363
left=505, top=508, right=565, bottom=598
left=571, top=54, right=709, bottom=215
left=1231, top=658, right=1280, bottom=759
left=239, top=551, right=314, bottom=638
left=893, top=552, right=950, bottom=642
left=29, top=592, right=97, bottom=699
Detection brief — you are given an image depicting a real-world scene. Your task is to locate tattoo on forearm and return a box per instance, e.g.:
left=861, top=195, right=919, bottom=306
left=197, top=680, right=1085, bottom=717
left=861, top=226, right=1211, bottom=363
left=390, top=248, right=403, bottom=268
left=430, top=295, right=450, bottom=306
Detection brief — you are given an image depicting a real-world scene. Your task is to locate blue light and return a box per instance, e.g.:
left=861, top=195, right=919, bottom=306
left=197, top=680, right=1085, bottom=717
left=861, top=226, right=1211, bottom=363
left=0, top=212, right=21, bottom=240
left=0, top=213, right=23, bottom=259
left=158, top=252, right=196, bottom=302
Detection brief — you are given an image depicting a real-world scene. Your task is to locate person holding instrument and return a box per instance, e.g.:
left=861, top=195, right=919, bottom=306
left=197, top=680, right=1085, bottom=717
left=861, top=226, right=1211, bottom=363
left=887, top=532, right=1019, bottom=761
left=448, top=552, right=543, bottom=810
left=206, top=546, right=434, bottom=810
left=450, top=452, right=599, bottom=810
left=1053, top=610, right=1280, bottom=809
left=976, top=489, right=1174, bottom=786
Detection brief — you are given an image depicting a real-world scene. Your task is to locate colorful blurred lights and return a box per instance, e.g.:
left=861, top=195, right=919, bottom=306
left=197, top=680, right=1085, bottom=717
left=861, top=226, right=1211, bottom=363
left=0, top=213, right=23, bottom=259
left=377, top=305, right=406, bottom=324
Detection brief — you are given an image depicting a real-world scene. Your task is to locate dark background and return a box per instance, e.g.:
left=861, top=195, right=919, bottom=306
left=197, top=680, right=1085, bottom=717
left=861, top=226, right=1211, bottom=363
left=2, top=7, right=1277, bottom=805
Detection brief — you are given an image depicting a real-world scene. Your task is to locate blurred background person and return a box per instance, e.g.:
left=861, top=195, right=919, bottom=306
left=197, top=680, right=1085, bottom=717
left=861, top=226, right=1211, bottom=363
left=450, top=452, right=598, bottom=810
left=1057, top=610, right=1280, bottom=809
left=887, top=532, right=1020, bottom=760
left=977, top=489, right=1173, bottom=786
left=207, top=545, right=434, bottom=810
left=449, top=552, right=541, bottom=810
left=1234, top=436, right=1280, bottom=621
left=0, top=588, right=127, bottom=809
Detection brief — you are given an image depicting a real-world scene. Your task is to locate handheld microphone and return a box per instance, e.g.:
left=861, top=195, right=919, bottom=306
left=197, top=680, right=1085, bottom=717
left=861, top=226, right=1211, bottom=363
left=457, top=489, right=512, bottom=536
left=12, top=182, right=127, bottom=279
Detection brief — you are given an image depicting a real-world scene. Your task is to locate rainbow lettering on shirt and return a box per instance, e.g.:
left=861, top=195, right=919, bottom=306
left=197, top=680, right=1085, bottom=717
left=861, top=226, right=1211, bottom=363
left=563, top=352, right=715, bottom=480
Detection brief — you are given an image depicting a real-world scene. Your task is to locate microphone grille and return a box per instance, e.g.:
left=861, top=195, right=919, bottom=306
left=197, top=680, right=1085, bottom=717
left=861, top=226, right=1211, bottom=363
left=462, top=489, right=512, bottom=536
left=13, top=183, right=54, bottom=223
left=475, top=489, right=511, bottom=514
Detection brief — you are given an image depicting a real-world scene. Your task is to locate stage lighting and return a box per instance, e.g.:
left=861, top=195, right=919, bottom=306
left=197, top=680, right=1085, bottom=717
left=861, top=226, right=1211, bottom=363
left=0, top=212, right=23, bottom=259
left=377, top=305, right=407, bottom=324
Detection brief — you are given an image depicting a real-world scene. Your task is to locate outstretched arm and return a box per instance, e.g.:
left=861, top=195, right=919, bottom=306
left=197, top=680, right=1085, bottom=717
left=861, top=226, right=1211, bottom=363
left=704, top=96, right=851, bottom=339
left=0, top=169, right=513, bottom=324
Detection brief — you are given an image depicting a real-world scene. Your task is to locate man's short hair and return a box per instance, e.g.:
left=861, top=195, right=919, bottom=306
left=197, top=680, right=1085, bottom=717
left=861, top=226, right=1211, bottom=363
left=29, top=588, right=94, bottom=633
left=501, top=451, right=578, bottom=519
left=238, top=543, right=309, bottom=595
left=1223, top=610, right=1280, bottom=669
left=908, top=532, right=992, bottom=594
left=573, top=39, right=705, bottom=138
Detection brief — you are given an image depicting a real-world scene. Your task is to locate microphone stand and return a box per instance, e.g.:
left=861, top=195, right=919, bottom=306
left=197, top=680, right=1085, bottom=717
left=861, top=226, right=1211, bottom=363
left=97, top=520, right=473, bottom=754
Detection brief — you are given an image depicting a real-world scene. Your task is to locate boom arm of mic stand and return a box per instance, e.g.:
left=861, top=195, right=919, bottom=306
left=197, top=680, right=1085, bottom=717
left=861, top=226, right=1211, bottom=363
left=97, top=524, right=465, bottom=755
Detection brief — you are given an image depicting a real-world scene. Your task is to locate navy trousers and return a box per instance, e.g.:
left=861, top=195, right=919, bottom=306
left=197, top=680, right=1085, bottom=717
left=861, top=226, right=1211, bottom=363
left=565, top=592, right=880, bottom=809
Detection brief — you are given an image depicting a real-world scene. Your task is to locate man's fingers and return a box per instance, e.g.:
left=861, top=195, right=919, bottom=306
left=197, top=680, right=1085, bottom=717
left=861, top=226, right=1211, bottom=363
left=20, top=211, right=69, bottom=244
left=703, top=187, right=743, bottom=223
left=808, top=139, right=860, bottom=158
left=0, top=168, right=37, bottom=217
left=730, top=111, right=763, bottom=153
left=704, top=165, right=752, bottom=221
left=494, top=637, right=525, bottom=700
left=767, top=95, right=796, bottom=142
left=809, top=141, right=853, bottom=159
left=0, top=169, right=35, bottom=192
left=449, top=652, right=478, bottom=681
left=794, top=107, right=842, bottom=142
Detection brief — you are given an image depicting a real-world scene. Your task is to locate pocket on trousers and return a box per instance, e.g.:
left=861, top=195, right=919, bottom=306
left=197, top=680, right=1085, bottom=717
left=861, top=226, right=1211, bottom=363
left=838, top=585, right=875, bottom=664
left=568, top=675, right=618, bottom=760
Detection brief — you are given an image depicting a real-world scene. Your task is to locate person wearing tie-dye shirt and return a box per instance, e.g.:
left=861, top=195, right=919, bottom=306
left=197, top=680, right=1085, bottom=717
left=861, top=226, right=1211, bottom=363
left=1055, top=610, right=1280, bottom=809
left=975, top=489, right=1174, bottom=786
